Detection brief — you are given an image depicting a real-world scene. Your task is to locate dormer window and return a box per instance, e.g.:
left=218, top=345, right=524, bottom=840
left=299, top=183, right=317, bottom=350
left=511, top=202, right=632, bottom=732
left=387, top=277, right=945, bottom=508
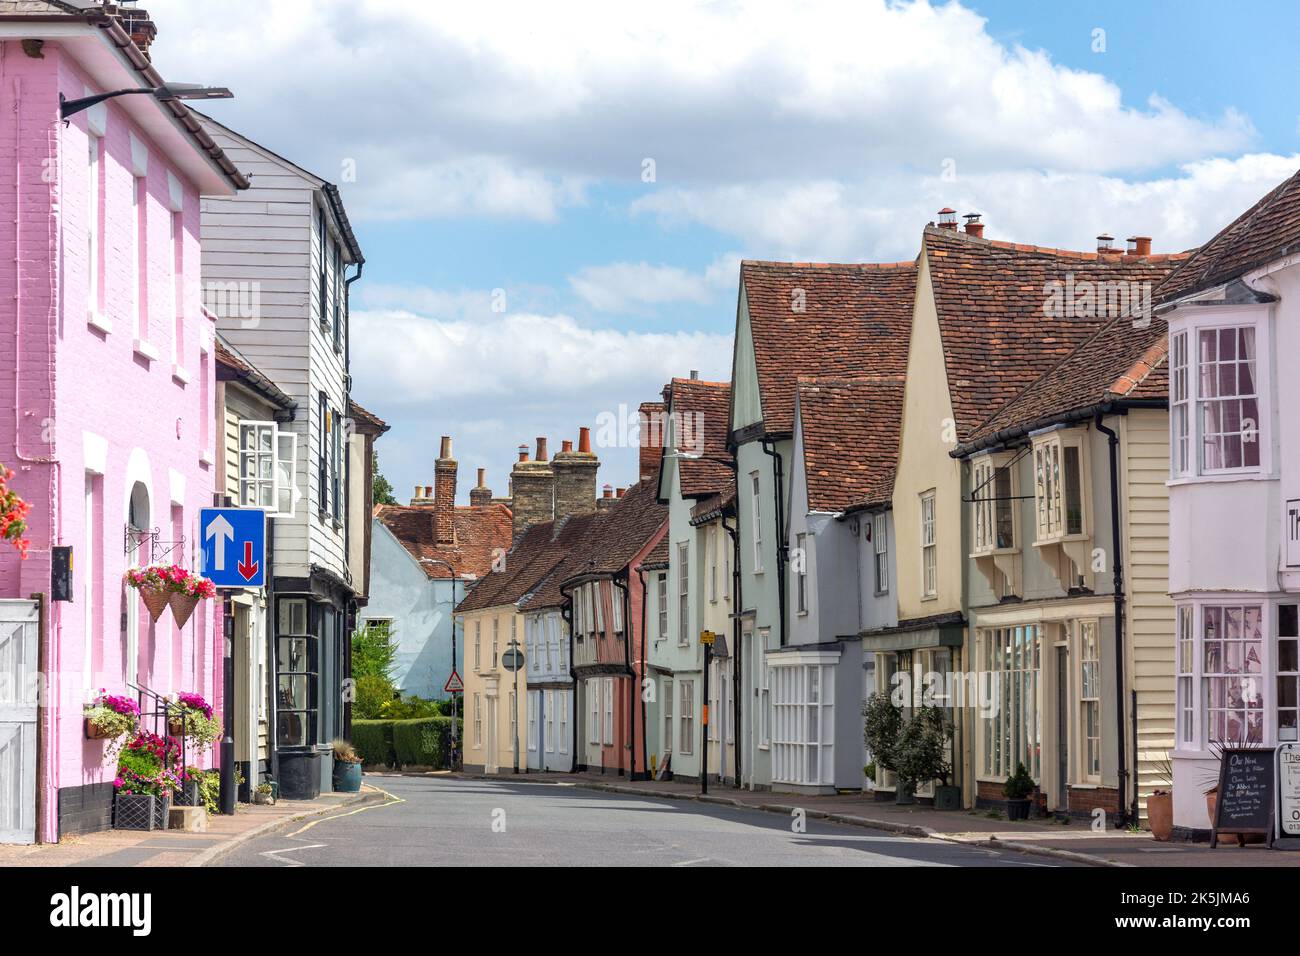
left=1169, top=321, right=1266, bottom=478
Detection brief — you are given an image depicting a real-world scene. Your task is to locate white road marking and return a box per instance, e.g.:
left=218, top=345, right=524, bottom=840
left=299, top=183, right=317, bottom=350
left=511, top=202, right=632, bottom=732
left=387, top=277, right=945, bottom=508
left=260, top=844, right=326, bottom=867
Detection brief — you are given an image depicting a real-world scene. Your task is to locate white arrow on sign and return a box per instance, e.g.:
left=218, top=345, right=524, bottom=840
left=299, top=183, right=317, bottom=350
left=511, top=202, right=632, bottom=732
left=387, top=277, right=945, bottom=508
left=205, top=513, right=235, bottom=571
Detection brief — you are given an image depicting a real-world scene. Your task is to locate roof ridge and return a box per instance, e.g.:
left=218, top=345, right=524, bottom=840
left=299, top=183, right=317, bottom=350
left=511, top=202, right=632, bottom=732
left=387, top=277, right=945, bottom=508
left=741, top=259, right=917, bottom=270
left=924, top=225, right=1192, bottom=263
left=671, top=377, right=731, bottom=388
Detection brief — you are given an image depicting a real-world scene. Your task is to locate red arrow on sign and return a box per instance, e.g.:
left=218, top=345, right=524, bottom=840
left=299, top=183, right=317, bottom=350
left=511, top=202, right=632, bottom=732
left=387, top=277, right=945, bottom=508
left=237, top=541, right=260, bottom=582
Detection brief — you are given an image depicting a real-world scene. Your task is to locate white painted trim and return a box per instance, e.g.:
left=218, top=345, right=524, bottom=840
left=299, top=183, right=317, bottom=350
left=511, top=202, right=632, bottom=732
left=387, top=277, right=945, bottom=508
left=121, top=448, right=154, bottom=521
left=169, top=469, right=186, bottom=507
left=133, top=338, right=160, bottom=362
left=166, top=170, right=184, bottom=212
left=87, top=310, right=113, bottom=335
left=128, top=131, right=149, bottom=177
left=171, top=364, right=191, bottom=385
left=82, top=431, right=107, bottom=476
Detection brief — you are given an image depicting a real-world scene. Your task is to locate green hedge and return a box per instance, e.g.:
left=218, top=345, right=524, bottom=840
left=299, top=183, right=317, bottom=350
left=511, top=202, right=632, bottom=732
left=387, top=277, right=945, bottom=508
left=392, top=716, right=454, bottom=768
left=352, top=719, right=398, bottom=767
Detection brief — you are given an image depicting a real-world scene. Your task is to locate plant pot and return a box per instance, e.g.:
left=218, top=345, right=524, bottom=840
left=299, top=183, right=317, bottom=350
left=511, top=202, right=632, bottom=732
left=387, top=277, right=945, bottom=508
left=169, top=591, right=201, bottom=629
left=138, top=585, right=170, bottom=623
left=933, top=784, right=962, bottom=811
left=1005, top=798, right=1031, bottom=821
left=894, top=781, right=916, bottom=805
left=85, top=717, right=116, bottom=740
left=113, top=792, right=170, bottom=831
left=175, top=780, right=203, bottom=808
left=1147, top=790, right=1173, bottom=841
left=253, top=791, right=276, bottom=806
left=332, top=760, right=362, bottom=793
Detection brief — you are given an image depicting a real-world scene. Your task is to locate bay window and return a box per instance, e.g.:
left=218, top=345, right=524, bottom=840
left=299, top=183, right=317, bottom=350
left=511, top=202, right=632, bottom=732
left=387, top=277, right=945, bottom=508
left=1170, top=330, right=1190, bottom=476
left=662, top=678, right=674, bottom=755
left=1280, top=605, right=1299, bottom=743
left=1202, top=605, right=1265, bottom=745
left=657, top=573, right=668, bottom=641
left=603, top=677, right=614, bottom=743
left=1177, top=606, right=1194, bottom=745
left=1033, top=433, right=1087, bottom=542
left=979, top=624, right=1041, bottom=780
left=588, top=680, right=600, bottom=746
left=770, top=658, right=836, bottom=787
left=972, top=457, right=1015, bottom=553
left=750, top=472, right=764, bottom=571
left=1170, top=319, right=1267, bottom=477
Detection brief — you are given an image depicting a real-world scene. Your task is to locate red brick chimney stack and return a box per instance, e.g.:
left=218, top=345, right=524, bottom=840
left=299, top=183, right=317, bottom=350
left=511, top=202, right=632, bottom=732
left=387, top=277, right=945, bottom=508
left=433, top=436, right=457, bottom=545
left=552, top=426, right=600, bottom=519
left=638, top=401, right=666, bottom=484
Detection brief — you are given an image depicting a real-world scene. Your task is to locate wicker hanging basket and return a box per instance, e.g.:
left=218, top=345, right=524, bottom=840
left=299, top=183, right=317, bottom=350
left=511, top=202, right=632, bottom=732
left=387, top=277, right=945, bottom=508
left=139, top=585, right=170, bottom=623
left=169, top=591, right=201, bottom=629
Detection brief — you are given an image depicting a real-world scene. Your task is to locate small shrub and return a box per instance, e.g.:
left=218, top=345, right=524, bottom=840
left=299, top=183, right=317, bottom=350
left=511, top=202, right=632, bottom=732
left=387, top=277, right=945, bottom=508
left=1003, top=762, right=1035, bottom=800
left=354, top=674, right=396, bottom=720
left=332, top=738, right=361, bottom=764
left=862, top=692, right=902, bottom=774
left=380, top=695, right=440, bottom=720
left=352, top=720, right=398, bottom=767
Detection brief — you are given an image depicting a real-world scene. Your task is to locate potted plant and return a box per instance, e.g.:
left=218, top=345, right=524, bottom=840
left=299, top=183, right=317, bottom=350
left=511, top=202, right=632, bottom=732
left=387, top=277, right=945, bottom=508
left=1003, top=762, right=1035, bottom=820
left=863, top=692, right=906, bottom=802
left=0, top=464, right=31, bottom=559
left=113, top=730, right=180, bottom=830
left=83, top=690, right=139, bottom=754
left=332, top=739, right=363, bottom=792
left=166, top=568, right=217, bottom=629
left=1147, top=752, right=1174, bottom=841
left=124, top=565, right=173, bottom=623
left=169, top=691, right=221, bottom=751
left=253, top=782, right=276, bottom=806
left=900, top=705, right=959, bottom=810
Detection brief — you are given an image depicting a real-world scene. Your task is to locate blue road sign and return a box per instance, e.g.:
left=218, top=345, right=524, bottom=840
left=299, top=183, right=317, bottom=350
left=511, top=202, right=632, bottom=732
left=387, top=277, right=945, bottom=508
left=200, top=508, right=266, bottom=588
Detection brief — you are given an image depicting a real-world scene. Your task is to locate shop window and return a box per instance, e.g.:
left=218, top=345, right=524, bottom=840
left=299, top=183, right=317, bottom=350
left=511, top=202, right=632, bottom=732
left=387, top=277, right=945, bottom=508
left=1277, top=605, right=1298, bottom=742
left=1202, top=605, right=1264, bottom=745
left=276, top=599, right=316, bottom=748
left=979, top=625, right=1041, bottom=780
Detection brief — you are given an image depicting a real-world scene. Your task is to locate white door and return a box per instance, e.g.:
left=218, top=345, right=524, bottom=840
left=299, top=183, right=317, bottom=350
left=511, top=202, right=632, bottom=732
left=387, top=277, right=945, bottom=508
left=0, top=600, right=40, bottom=844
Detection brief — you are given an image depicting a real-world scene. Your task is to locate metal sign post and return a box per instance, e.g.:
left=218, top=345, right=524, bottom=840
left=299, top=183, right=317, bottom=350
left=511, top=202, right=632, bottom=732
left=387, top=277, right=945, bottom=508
left=502, top=639, right=525, bottom=773
left=700, top=630, right=715, bottom=795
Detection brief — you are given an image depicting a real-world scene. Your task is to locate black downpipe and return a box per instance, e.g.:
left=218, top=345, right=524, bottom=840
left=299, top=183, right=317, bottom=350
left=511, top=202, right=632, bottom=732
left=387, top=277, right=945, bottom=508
left=760, top=440, right=787, bottom=646
left=722, top=514, right=743, bottom=787
left=560, top=582, right=580, bottom=771
left=1094, top=414, right=1132, bottom=827
left=266, top=519, right=279, bottom=788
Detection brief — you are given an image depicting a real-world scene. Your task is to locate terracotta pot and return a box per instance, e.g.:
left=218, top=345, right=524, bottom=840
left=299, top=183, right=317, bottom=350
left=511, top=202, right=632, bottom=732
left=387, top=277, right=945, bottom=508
left=1147, top=790, right=1173, bottom=841
left=85, top=717, right=115, bottom=740
left=138, top=585, right=170, bottom=623
left=169, top=591, right=201, bottom=629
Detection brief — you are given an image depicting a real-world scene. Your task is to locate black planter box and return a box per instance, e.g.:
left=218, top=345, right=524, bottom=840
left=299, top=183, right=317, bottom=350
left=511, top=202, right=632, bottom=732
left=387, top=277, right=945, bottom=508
left=1005, top=798, right=1031, bottom=821
left=175, top=781, right=203, bottom=808
left=113, top=793, right=170, bottom=831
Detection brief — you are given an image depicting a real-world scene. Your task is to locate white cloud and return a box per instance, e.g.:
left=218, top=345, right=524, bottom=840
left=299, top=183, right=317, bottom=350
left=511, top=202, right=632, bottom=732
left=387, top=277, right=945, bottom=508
left=148, top=0, right=1255, bottom=223
left=567, top=253, right=742, bottom=312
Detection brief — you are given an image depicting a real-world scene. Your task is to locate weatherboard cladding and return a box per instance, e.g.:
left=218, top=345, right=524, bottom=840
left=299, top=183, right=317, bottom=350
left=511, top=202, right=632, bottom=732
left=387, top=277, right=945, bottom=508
left=738, top=259, right=917, bottom=436
left=922, top=226, right=1187, bottom=441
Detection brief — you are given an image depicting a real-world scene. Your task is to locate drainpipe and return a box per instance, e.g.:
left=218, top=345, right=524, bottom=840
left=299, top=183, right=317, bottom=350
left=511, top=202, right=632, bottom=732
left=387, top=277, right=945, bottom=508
left=1094, top=413, right=1132, bottom=827
left=760, top=440, right=786, bottom=647
left=722, top=513, right=742, bottom=787
left=560, top=581, right=580, bottom=771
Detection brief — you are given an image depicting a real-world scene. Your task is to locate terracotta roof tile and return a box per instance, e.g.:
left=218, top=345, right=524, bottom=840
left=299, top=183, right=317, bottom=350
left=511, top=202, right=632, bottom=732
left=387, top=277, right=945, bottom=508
left=740, top=260, right=917, bottom=435
left=1155, top=168, right=1300, bottom=304
left=924, top=227, right=1187, bottom=440
left=797, top=376, right=906, bottom=512
left=664, top=378, right=732, bottom=496
left=377, top=503, right=512, bottom=582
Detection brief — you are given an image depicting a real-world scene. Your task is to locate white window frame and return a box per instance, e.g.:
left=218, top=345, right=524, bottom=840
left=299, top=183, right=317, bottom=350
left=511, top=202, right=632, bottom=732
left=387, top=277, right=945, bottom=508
left=920, top=491, right=937, bottom=598
left=527, top=693, right=538, bottom=753
left=87, top=131, right=103, bottom=323
left=1077, top=619, right=1101, bottom=783
left=169, top=209, right=182, bottom=364
left=1031, top=432, right=1089, bottom=544
left=603, top=677, right=614, bottom=743
left=872, top=512, right=889, bottom=595
left=662, top=678, right=674, bottom=755
left=492, top=617, right=499, bottom=669
left=1176, top=605, right=1195, bottom=745
left=679, top=679, right=695, bottom=756
left=593, top=582, right=604, bottom=634
left=474, top=620, right=481, bottom=672
left=558, top=690, right=569, bottom=754
left=1170, top=329, right=1191, bottom=477
left=977, top=625, right=1041, bottom=780
left=544, top=689, right=555, bottom=753
left=1196, top=324, right=1262, bottom=475
left=132, top=172, right=146, bottom=341
left=677, top=543, right=690, bottom=646
left=757, top=628, right=771, bottom=749
left=971, top=455, right=1016, bottom=554
left=795, top=532, right=808, bottom=615
left=588, top=679, right=601, bottom=745
left=707, top=527, right=717, bottom=604
left=750, top=472, right=764, bottom=572
left=657, top=573, right=668, bottom=642
left=239, top=421, right=297, bottom=518
left=770, top=658, right=836, bottom=787
left=473, top=693, right=482, bottom=748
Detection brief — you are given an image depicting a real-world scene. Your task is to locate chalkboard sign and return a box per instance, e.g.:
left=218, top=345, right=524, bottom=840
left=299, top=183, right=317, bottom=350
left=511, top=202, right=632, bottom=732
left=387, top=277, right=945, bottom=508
left=1211, top=748, right=1275, bottom=848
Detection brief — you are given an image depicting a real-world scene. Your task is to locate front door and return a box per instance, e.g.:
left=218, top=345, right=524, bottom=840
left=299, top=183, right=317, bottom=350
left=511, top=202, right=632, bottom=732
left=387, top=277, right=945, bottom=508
left=1056, top=645, right=1069, bottom=811
left=0, top=600, right=39, bottom=844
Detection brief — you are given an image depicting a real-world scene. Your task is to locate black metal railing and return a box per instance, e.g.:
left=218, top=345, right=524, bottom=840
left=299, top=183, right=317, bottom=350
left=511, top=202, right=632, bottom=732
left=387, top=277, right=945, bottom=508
left=127, top=680, right=194, bottom=803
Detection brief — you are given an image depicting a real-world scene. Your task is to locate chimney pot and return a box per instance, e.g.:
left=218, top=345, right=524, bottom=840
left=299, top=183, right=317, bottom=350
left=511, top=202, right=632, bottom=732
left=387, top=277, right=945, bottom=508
left=518, top=444, right=529, bottom=463
left=424, top=485, right=432, bottom=499
left=603, top=484, right=614, bottom=499
left=1097, top=233, right=1115, bottom=253
left=562, top=439, right=573, bottom=453
left=937, top=207, right=958, bottom=230
left=477, top=468, right=486, bottom=487
left=1130, top=236, right=1152, bottom=257
left=577, top=427, right=592, bottom=454
left=439, top=436, right=453, bottom=460
left=615, top=487, right=626, bottom=498
left=535, top=437, right=548, bottom=463
left=963, top=213, right=984, bottom=238
left=690, top=370, right=699, bottom=380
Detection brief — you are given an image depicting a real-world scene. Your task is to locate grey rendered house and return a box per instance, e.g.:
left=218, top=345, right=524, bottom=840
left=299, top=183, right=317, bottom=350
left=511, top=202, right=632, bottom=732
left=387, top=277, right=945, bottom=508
left=781, top=377, right=905, bottom=793
left=651, top=378, right=736, bottom=784
left=197, top=112, right=367, bottom=798
left=727, top=260, right=917, bottom=789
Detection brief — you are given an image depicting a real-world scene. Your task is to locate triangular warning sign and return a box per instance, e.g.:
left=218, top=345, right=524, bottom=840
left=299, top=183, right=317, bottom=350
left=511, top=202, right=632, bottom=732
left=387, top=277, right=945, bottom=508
left=443, top=670, right=464, bottom=693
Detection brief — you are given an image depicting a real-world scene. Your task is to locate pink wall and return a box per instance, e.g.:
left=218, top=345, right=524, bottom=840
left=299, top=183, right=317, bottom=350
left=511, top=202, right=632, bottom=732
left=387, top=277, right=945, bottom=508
left=0, top=42, right=221, bottom=841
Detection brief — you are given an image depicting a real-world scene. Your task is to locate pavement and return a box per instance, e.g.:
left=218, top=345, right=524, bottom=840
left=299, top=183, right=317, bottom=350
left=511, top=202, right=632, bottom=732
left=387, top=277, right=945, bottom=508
left=219, top=774, right=1066, bottom=867
left=0, top=789, right=382, bottom=868
left=447, top=770, right=1299, bottom=868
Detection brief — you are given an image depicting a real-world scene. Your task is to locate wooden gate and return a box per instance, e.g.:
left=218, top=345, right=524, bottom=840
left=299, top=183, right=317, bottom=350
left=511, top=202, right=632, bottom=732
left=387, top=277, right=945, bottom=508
left=0, top=599, right=40, bottom=844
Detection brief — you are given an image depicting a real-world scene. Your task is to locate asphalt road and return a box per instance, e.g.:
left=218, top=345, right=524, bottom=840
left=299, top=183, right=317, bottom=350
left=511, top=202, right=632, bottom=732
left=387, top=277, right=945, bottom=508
left=216, top=775, right=1067, bottom=867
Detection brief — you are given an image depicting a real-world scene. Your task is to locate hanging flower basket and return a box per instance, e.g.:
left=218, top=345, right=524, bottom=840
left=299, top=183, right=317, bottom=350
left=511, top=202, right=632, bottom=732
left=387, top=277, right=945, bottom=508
left=86, top=718, right=117, bottom=740
left=169, top=591, right=201, bottom=629
left=139, top=586, right=170, bottom=622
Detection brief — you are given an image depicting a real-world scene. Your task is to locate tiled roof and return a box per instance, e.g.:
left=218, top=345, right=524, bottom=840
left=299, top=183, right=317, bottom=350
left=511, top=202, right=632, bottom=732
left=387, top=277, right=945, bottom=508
left=924, top=226, right=1187, bottom=440
left=689, top=480, right=737, bottom=524
left=739, top=260, right=917, bottom=435
left=377, top=503, right=512, bottom=581
left=455, top=511, right=604, bottom=613
left=526, top=479, right=668, bottom=610
left=664, top=378, right=732, bottom=497
left=214, top=337, right=296, bottom=411
left=957, top=314, right=1170, bottom=453
left=348, top=400, right=389, bottom=434
left=1154, top=168, right=1300, bottom=304
left=641, top=535, right=670, bottom=570
left=797, top=376, right=906, bottom=512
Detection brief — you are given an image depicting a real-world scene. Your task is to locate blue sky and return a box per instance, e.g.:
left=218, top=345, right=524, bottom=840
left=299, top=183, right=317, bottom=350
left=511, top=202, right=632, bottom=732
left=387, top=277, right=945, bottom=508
left=147, top=0, right=1300, bottom=502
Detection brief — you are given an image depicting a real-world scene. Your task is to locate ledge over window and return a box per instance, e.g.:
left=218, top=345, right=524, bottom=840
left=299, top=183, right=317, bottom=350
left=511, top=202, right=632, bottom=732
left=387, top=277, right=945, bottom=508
left=133, top=338, right=161, bottom=362
left=88, top=310, right=113, bottom=335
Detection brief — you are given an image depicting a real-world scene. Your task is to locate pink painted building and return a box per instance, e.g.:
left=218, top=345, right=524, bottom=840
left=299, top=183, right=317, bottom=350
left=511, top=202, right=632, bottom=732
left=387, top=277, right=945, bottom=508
left=0, top=3, right=245, bottom=843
